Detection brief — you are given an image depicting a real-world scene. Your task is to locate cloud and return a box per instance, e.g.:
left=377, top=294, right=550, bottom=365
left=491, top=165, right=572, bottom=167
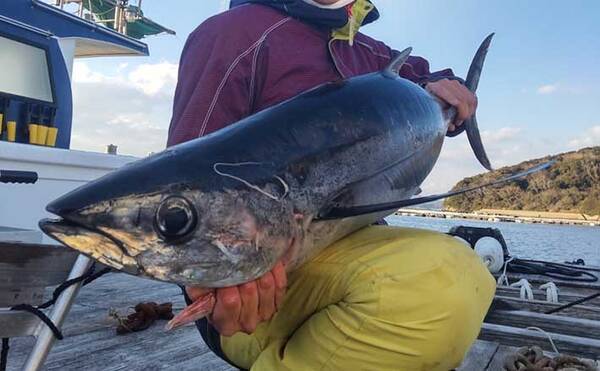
left=117, top=63, right=129, bottom=72
left=72, top=62, right=114, bottom=84
left=482, top=127, right=522, bottom=143
left=568, top=125, right=600, bottom=149
left=537, top=84, right=558, bottom=95
left=72, top=60, right=178, bottom=96
left=69, top=61, right=177, bottom=157
left=127, top=62, right=178, bottom=96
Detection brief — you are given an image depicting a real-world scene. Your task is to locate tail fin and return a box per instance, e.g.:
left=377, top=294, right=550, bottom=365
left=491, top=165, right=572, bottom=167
left=464, top=33, right=495, bottom=170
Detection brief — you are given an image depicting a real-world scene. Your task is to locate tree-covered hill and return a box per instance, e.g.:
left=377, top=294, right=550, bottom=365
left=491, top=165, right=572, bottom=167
left=444, top=147, right=600, bottom=216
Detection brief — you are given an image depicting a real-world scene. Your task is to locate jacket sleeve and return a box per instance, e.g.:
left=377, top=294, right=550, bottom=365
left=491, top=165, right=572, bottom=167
left=167, top=20, right=254, bottom=146
left=398, top=54, right=456, bottom=86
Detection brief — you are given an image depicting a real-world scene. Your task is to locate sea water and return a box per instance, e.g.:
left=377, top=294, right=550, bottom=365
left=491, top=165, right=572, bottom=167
left=386, top=215, right=600, bottom=267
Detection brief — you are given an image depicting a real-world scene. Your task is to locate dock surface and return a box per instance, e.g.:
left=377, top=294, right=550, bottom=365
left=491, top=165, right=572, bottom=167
left=6, top=273, right=232, bottom=371
left=6, top=271, right=600, bottom=370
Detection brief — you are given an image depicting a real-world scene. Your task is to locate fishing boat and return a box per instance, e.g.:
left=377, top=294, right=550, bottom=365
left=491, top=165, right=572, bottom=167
left=0, top=0, right=174, bottom=243
left=0, top=1, right=173, bottom=369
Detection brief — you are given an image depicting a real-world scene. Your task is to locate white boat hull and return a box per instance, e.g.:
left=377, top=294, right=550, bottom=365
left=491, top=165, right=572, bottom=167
left=0, top=142, right=137, bottom=243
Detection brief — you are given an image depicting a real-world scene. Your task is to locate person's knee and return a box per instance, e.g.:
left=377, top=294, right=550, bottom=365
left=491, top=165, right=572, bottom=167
left=415, top=235, right=496, bottom=365
left=418, top=232, right=496, bottom=324
left=351, top=230, right=496, bottom=367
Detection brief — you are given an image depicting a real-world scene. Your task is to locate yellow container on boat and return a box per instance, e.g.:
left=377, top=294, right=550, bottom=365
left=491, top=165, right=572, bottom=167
left=0, top=113, right=3, bottom=136
left=7, top=121, right=16, bottom=142
left=46, top=127, right=58, bottom=147
left=28, top=123, right=39, bottom=144
left=37, top=125, right=49, bottom=146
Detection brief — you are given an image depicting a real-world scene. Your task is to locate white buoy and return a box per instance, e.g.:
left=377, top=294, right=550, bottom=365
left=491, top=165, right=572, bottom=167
left=475, top=237, right=505, bottom=274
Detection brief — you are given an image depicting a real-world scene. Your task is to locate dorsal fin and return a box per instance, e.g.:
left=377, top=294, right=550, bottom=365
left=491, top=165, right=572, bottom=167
left=383, top=47, right=412, bottom=78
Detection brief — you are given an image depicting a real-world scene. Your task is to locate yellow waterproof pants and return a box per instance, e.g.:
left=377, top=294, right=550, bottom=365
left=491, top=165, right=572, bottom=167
left=221, top=226, right=496, bottom=371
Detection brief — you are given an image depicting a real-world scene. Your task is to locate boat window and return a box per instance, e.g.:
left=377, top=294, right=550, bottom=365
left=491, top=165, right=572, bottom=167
left=0, top=35, right=54, bottom=103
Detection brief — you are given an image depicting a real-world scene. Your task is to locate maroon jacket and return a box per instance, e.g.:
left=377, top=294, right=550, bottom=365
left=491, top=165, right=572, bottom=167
left=167, top=4, right=454, bottom=146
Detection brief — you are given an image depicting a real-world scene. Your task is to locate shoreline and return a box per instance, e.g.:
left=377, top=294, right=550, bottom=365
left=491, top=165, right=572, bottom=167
left=396, top=208, right=600, bottom=227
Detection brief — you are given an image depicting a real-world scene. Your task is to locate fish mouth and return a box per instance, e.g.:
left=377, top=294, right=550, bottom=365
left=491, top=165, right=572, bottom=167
left=39, top=218, right=140, bottom=274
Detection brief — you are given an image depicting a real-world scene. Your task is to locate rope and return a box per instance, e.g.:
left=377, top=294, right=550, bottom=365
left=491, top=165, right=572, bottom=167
left=0, top=264, right=112, bottom=370
left=497, top=256, right=514, bottom=287
left=545, top=291, right=600, bottom=315
left=511, top=279, right=534, bottom=301
left=526, top=327, right=559, bottom=354
left=539, top=282, right=559, bottom=303
left=504, top=345, right=598, bottom=371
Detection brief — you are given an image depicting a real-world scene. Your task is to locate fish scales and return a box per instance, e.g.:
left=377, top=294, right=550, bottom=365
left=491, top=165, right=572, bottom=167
left=40, top=71, right=444, bottom=286
left=39, top=37, right=497, bottom=289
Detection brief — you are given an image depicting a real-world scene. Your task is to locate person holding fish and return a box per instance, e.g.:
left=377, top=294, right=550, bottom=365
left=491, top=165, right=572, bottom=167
left=176, top=0, right=490, bottom=370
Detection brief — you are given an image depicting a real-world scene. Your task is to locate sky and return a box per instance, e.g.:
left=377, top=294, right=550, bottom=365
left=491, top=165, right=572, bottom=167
left=67, top=1, right=600, bottom=193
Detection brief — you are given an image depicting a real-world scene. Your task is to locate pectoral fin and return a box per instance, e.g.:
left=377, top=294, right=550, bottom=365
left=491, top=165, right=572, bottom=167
left=318, top=161, right=555, bottom=220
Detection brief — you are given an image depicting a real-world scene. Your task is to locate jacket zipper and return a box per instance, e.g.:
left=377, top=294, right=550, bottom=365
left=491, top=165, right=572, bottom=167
left=328, top=39, right=346, bottom=79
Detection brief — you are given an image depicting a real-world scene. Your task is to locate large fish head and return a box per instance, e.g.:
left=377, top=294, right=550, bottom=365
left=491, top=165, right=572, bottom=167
left=39, top=153, right=301, bottom=287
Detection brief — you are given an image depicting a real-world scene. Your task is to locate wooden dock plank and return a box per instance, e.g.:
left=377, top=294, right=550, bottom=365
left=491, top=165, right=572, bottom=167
left=495, top=286, right=600, bottom=307
left=485, top=345, right=521, bottom=371
left=480, top=323, right=600, bottom=359
left=486, top=310, right=600, bottom=340
left=500, top=273, right=600, bottom=292
left=457, top=340, right=499, bottom=371
left=4, top=272, right=598, bottom=369
left=494, top=296, right=600, bottom=321
left=6, top=273, right=234, bottom=371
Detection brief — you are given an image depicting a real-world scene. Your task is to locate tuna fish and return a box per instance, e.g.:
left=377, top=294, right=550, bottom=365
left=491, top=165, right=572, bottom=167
left=38, top=34, right=550, bottom=328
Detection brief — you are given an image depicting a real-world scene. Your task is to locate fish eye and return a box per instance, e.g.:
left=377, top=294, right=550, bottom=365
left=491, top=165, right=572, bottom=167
left=155, top=196, right=197, bottom=240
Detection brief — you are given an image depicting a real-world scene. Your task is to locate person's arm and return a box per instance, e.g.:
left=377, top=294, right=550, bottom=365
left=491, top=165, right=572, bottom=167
left=167, top=20, right=255, bottom=146
left=398, top=55, right=455, bottom=86
left=168, top=19, right=286, bottom=335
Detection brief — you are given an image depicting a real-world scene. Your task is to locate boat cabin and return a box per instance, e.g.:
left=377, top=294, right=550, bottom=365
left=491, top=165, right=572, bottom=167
left=0, top=0, right=173, bottom=240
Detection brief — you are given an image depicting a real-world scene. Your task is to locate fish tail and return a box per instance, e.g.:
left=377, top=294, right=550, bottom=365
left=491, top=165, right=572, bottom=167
left=464, top=33, right=495, bottom=171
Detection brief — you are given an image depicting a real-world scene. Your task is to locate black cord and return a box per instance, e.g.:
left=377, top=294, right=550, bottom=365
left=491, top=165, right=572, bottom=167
left=38, top=265, right=112, bottom=310
left=38, top=264, right=98, bottom=310
left=546, top=292, right=600, bottom=315
left=507, top=258, right=599, bottom=283
left=1, top=338, right=8, bottom=371
left=9, top=305, right=63, bottom=340
left=519, top=258, right=600, bottom=273
left=1, top=264, right=112, bottom=370
left=83, top=266, right=112, bottom=286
